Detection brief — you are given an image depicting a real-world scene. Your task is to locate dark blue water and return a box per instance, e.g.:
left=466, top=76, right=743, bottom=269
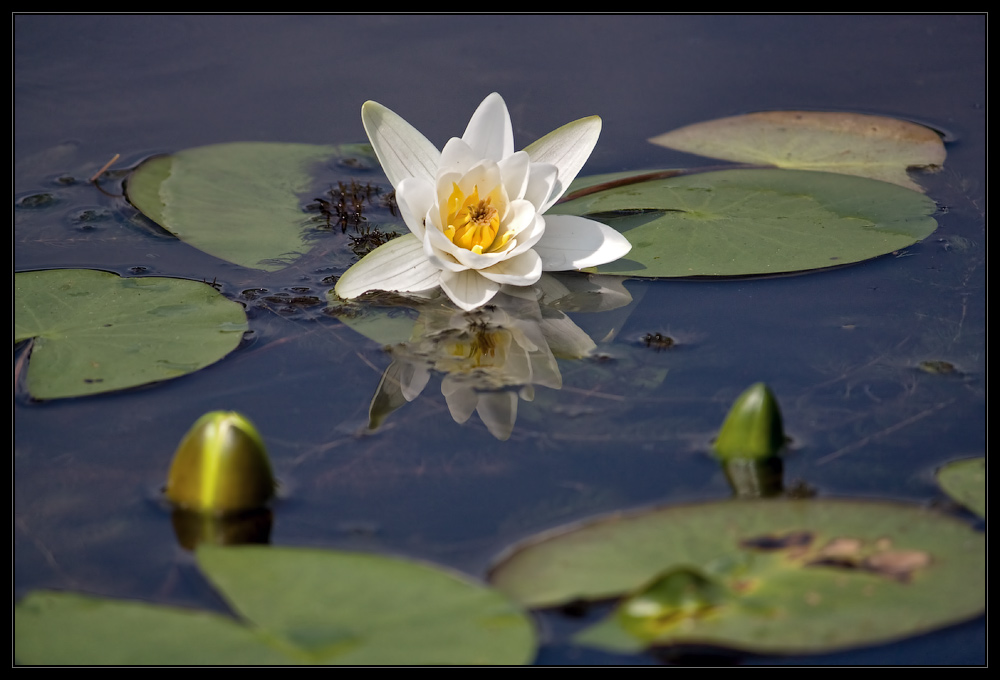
left=15, top=15, right=985, bottom=665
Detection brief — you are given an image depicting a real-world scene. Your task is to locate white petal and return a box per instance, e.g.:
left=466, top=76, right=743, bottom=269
left=462, top=93, right=514, bottom=161
left=455, top=160, right=501, bottom=198
left=497, top=151, right=530, bottom=201
left=522, top=162, right=558, bottom=212
left=439, top=269, right=501, bottom=311
left=523, top=115, right=602, bottom=211
left=449, top=246, right=504, bottom=271
left=395, top=176, right=435, bottom=240
left=506, top=213, right=547, bottom=258
left=533, top=214, right=633, bottom=271
left=478, top=249, right=543, bottom=286
left=438, top=137, right=478, bottom=176
left=361, top=100, right=441, bottom=189
left=424, top=225, right=472, bottom=272
left=335, top=234, right=441, bottom=299
left=497, top=199, right=538, bottom=241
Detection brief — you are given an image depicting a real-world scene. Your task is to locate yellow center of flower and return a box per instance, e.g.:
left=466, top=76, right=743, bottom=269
left=443, top=183, right=510, bottom=255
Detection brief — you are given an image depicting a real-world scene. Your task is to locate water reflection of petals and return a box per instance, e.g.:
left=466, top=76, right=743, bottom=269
left=366, top=287, right=606, bottom=441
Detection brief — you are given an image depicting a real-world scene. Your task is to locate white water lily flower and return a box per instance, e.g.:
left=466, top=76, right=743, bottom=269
left=335, top=93, right=632, bottom=311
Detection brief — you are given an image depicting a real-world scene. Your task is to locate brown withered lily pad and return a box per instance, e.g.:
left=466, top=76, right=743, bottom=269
left=649, top=111, right=946, bottom=193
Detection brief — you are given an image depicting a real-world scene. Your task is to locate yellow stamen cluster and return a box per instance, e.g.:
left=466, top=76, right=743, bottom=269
left=443, top=183, right=509, bottom=254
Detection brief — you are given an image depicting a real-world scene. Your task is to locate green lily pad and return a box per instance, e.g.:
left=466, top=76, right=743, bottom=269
left=489, top=499, right=984, bottom=655
left=14, top=591, right=291, bottom=665
left=199, top=545, right=535, bottom=664
left=14, top=269, right=248, bottom=399
left=15, top=545, right=536, bottom=665
left=937, top=458, right=985, bottom=519
left=649, top=111, right=946, bottom=192
left=126, top=142, right=375, bottom=271
left=549, top=168, right=938, bottom=278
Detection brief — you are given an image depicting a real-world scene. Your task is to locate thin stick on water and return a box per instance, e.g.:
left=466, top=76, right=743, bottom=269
left=89, top=153, right=120, bottom=182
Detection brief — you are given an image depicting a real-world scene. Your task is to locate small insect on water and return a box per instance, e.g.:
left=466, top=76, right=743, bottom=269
left=642, top=332, right=675, bottom=351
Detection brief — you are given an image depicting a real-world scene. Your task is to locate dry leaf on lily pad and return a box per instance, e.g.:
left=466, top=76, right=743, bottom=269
left=649, top=111, right=946, bottom=193
left=489, top=499, right=984, bottom=655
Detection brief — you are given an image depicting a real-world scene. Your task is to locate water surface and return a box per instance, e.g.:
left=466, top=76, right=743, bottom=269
left=15, top=15, right=985, bottom=665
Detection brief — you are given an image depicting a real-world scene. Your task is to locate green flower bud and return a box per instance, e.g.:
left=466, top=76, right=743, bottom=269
left=713, top=383, right=786, bottom=461
left=617, top=567, right=728, bottom=639
left=165, top=411, right=275, bottom=515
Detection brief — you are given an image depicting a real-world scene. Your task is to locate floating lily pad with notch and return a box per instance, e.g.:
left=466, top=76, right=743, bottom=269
left=489, top=499, right=984, bottom=655
left=550, top=168, right=938, bottom=278
left=14, top=269, right=248, bottom=400
left=15, top=545, right=536, bottom=665
left=126, top=142, right=381, bottom=271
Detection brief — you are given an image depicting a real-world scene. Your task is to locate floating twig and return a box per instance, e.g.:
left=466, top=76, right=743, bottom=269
left=89, top=153, right=120, bottom=183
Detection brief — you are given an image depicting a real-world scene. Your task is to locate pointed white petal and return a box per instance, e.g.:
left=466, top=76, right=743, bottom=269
left=523, top=115, right=602, bottom=211
left=395, top=176, right=435, bottom=240
left=522, top=162, right=558, bottom=212
left=497, top=151, right=530, bottom=200
left=438, top=137, right=478, bottom=176
left=506, top=213, right=547, bottom=258
left=334, top=234, right=441, bottom=299
left=424, top=225, right=473, bottom=272
left=362, top=100, right=441, bottom=189
left=455, top=160, right=501, bottom=197
left=462, top=92, right=514, bottom=161
left=500, top=199, right=538, bottom=238
left=439, top=269, right=501, bottom=311
left=478, top=249, right=543, bottom=286
left=448, top=247, right=504, bottom=271
left=533, top=214, right=632, bottom=271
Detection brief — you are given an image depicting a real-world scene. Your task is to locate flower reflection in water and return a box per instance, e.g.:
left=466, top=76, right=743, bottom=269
left=362, top=275, right=631, bottom=441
